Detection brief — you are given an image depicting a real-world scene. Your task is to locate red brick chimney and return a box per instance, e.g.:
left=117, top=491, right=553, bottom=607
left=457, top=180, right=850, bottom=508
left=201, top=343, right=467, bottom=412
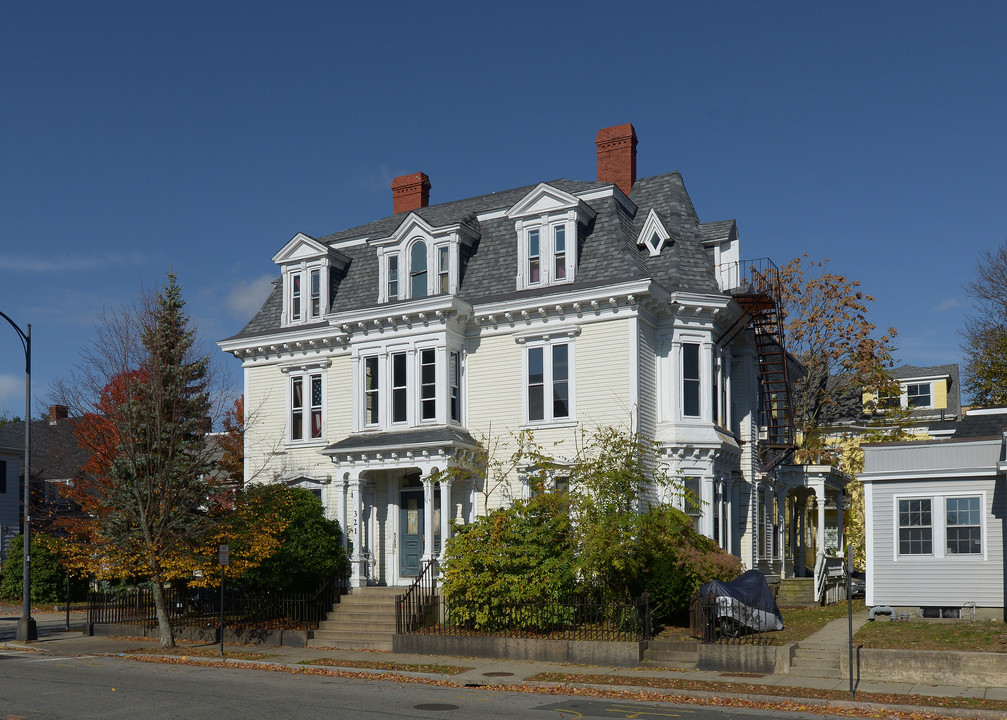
left=596, top=124, right=638, bottom=196
left=391, top=172, right=431, bottom=214
left=49, top=404, right=68, bottom=425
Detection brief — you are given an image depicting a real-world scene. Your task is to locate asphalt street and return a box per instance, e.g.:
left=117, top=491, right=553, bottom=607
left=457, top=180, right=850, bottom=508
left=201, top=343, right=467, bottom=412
left=0, top=650, right=835, bottom=720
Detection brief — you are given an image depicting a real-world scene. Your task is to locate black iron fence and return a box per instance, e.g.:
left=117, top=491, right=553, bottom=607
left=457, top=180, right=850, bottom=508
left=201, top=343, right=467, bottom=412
left=689, top=591, right=777, bottom=645
left=87, top=575, right=349, bottom=631
left=398, top=592, right=652, bottom=642
left=396, top=558, right=439, bottom=634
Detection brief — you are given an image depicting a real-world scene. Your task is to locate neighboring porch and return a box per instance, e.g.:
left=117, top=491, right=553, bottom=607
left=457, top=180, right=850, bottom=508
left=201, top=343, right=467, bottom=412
left=321, top=427, right=480, bottom=588
left=751, top=464, right=850, bottom=601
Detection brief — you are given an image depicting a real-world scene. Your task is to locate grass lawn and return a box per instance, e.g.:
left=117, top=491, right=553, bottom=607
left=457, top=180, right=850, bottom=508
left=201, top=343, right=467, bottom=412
left=856, top=619, right=1007, bottom=652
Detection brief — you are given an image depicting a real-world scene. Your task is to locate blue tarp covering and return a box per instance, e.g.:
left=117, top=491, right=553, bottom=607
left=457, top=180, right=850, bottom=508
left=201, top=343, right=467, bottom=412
left=699, top=569, right=784, bottom=631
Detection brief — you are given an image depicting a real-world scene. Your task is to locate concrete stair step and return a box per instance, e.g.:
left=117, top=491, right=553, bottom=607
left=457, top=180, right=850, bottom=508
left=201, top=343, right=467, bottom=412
left=642, top=650, right=698, bottom=664
left=318, top=621, right=398, bottom=633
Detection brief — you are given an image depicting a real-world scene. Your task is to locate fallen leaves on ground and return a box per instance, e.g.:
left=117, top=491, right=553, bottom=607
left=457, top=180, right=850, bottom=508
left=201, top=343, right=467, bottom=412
left=296, top=658, right=471, bottom=674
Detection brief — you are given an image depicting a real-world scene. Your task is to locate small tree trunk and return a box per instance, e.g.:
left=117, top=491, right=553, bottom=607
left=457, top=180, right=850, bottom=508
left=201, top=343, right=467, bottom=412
left=150, top=576, right=175, bottom=648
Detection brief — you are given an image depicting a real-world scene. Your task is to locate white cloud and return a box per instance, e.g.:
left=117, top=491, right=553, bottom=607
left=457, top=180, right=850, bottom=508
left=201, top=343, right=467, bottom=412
left=226, top=274, right=276, bottom=319
left=0, top=374, right=22, bottom=410
left=933, top=298, right=960, bottom=312
left=0, top=252, right=146, bottom=273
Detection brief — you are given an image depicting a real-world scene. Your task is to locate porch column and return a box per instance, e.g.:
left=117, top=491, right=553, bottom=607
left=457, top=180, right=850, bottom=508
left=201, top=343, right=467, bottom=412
left=422, top=475, right=435, bottom=563
left=775, top=486, right=787, bottom=564
left=349, top=475, right=365, bottom=587
left=439, top=478, right=453, bottom=561
left=797, top=491, right=808, bottom=576
left=814, top=482, right=827, bottom=560
left=334, top=477, right=349, bottom=552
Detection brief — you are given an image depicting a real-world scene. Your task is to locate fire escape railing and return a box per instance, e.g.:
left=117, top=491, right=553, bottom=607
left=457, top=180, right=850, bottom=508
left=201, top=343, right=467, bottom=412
left=716, top=258, right=796, bottom=475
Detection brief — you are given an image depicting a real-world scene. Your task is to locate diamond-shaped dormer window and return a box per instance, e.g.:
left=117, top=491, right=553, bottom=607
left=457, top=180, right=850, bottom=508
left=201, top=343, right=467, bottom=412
left=637, top=209, right=671, bottom=257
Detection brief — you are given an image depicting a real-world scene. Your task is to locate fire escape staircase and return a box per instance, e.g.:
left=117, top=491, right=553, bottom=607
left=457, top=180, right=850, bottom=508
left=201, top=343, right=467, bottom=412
left=716, top=259, right=796, bottom=475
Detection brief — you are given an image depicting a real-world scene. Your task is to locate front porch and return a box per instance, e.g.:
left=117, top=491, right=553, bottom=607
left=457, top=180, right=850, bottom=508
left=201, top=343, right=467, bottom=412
left=321, top=427, right=480, bottom=587
left=751, top=464, right=850, bottom=601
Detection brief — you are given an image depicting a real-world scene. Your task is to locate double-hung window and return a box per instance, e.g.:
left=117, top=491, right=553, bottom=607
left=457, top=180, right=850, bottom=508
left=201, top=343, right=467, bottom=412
left=391, top=353, right=407, bottom=423
left=898, top=498, right=933, bottom=555
left=682, top=343, right=701, bottom=418
left=907, top=383, right=930, bottom=407
left=527, top=343, right=571, bottom=423
left=364, top=357, right=380, bottom=426
left=419, top=348, right=437, bottom=421
left=290, top=373, right=323, bottom=441
left=437, top=246, right=450, bottom=294
left=449, top=351, right=461, bottom=422
left=387, top=256, right=400, bottom=301
left=290, top=274, right=302, bottom=321
left=410, top=242, right=428, bottom=298
left=309, top=269, right=321, bottom=319
left=946, top=496, right=981, bottom=555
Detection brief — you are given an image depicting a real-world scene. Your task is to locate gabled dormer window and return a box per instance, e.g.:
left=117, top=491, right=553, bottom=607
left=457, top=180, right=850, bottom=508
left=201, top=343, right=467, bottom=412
left=272, top=233, right=348, bottom=327
left=374, top=214, right=477, bottom=303
left=508, top=183, right=594, bottom=292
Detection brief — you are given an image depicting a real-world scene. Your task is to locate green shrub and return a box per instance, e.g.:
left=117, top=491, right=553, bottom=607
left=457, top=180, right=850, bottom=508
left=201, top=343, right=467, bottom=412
left=239, top=486, right=349, bottom=594
left=441, top=492, right=577, bottom=631
left=0, top=533, right=85, bottom=603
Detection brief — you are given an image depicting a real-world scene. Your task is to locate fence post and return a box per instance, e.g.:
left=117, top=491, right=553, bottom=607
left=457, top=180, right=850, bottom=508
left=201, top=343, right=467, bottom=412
left=641, top=591, right=651, bottom=642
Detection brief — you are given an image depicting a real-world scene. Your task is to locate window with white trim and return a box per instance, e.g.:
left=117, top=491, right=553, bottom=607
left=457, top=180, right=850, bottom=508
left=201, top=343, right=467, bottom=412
left=357, top=347, right=463, bottom=429
left=290, top=372, right=323, bottom=442
left=946, top=496, right=981, bottom=554
left=449, top=351, right=461, bottom=423
left=526, top=342, right=572, bottom=423
left=516, top=219, right=576, bottom=290
left=410, top=241, right=428, bottom=298
left=682, top=343, right=701, bottom=418
left=387, top=256, right=400, bottom=301
left=898, top=498, right=932, bottom=555
left=907, top=383, right=931, bottom=408
left=282, top=264, right=328, bottom=325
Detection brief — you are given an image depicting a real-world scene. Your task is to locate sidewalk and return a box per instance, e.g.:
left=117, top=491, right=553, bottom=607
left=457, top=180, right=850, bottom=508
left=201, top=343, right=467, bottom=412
left=3, top=611, right=1006, bottom=719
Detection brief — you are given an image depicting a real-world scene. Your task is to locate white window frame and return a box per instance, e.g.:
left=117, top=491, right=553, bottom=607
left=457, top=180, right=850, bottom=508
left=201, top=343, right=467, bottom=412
left=288, top=371, right=325, bottom=444
left=378, top=238, right=458, bottom=303
left=906, top=382, right=932, bottom=408
left=515, top=214, right=577, bottom=290
left=353, top=341, right=462, bottom=430
left=522, top=338, right=575, bottom=426
left=282, top=261, right=329, bottom=326
left=893, top=492, right=986, bottom=561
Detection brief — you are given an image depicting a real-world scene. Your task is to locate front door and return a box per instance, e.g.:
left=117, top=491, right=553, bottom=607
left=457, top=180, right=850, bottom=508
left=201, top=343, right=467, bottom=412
left=399, top=489, right=424, bottom=577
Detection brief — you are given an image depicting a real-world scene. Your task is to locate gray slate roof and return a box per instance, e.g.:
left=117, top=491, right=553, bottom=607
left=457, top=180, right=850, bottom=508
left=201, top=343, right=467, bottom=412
left=0, top=418, right=89, bottom=481
left=225, top=173, right=731, bottom=342
left=951, top=410, right=1007, bottom=439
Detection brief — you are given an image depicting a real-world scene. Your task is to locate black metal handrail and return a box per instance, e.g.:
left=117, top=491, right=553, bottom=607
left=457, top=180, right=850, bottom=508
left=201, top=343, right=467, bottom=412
left=395, top=558, right=439, bottom=634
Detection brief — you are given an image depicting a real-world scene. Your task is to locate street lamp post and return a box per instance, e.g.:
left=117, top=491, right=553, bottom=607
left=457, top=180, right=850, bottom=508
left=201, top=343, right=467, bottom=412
left=0, top=310, right=36, bottom=641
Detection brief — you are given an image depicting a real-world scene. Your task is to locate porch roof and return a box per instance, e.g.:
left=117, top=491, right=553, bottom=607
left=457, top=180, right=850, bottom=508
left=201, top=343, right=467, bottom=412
left=778, top=463, right=849, bottom=492
left=321, top=426, right=480, bottom=460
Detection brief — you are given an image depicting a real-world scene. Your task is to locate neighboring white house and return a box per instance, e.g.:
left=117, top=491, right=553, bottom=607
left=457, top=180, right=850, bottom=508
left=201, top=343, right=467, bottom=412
left=0, top=442, right=20, bottom=561
left=860, top=407, right=1007, bottom=619
left=219, top=124, right=844, bottom=589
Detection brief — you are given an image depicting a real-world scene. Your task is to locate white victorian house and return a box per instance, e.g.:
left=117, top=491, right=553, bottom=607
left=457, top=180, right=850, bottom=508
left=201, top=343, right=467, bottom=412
left=219, top=124, right=844, bottom=591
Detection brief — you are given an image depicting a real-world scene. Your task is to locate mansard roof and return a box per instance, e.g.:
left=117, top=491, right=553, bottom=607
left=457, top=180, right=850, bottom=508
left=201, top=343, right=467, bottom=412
left=225, top=172, right=731, bottom=342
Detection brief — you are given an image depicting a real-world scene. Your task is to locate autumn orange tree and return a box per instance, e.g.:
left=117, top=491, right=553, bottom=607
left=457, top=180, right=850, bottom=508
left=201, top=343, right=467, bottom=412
left=777, top=255, right=899, bottom=464
left=52, top=274, right=289, bottom=648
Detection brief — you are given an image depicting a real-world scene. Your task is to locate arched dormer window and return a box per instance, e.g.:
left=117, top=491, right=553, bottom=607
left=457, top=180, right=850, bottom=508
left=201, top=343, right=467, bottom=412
left=410, top=241, right=428, bottom=298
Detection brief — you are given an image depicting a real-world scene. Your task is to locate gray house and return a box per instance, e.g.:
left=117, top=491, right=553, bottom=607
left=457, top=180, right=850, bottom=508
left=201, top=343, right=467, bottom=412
left=860, top=407, right=1007, bottom=619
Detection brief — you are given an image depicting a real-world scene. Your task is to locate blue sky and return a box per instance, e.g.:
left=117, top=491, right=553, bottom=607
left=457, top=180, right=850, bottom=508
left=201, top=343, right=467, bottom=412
left=2, top=1, right=1004, bottom=416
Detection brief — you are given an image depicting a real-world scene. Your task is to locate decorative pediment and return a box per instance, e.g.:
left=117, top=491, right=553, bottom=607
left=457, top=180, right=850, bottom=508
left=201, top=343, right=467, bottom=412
left=637, top=209, right=672, bottom=256
left=272, top=233, right=349, bottom=268
left=373, top=212, right=479, bottom=248
left=507, top=183, right=590, bottom=220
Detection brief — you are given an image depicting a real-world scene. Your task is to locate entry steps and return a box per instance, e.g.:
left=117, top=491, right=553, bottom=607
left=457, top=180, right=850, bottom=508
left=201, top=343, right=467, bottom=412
left=640, top=639, right=698, bottom=669
left=308, top=585, right=405, bottom=651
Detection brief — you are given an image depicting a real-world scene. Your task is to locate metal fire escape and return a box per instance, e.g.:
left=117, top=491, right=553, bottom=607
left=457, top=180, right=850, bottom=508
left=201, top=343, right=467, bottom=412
left=716, top=258, right=795, bottom=475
